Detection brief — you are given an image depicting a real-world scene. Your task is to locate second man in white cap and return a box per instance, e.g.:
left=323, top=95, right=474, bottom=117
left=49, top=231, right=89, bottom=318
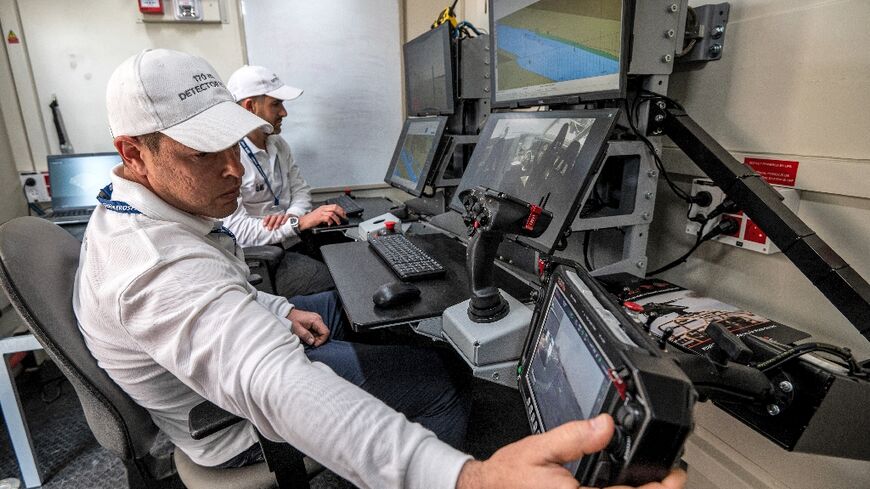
left=224, top=65, right=344, bottom=298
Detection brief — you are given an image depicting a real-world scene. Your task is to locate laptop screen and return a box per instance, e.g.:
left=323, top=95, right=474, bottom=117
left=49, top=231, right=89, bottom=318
left=47, top=153, right=120, bottom=210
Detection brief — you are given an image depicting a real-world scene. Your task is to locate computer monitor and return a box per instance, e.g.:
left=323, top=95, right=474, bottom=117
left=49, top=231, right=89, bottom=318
left=490, top=0, right=630, bottom=108
left=404, top=22, right=455, bottom=116
left=450, top=109, right=618, bottom=253
left=385, top=116, right=449, bottom=197
left=47, top=152, right=120, bottom=210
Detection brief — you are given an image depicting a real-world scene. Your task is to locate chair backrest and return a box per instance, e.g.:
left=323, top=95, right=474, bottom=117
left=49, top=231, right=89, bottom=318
left=0, top=217, right=158, bottom=460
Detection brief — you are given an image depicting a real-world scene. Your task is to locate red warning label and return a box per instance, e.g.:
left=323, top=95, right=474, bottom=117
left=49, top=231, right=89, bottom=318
left=745, top=158, right=799, bottom=187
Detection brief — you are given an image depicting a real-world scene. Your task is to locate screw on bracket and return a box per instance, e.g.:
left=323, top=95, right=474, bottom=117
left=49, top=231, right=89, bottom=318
left=709, top=44, right=723, bottom=57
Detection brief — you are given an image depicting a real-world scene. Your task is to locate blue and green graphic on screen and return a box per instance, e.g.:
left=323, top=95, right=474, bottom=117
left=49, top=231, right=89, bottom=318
left=494, top=0, right=623, bottom=103
left=391, top=119, right=440, bottom=188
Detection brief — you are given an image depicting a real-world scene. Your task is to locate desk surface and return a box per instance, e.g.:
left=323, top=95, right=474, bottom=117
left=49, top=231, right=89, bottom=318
left=310, top=196, right=398, bottom=234
left=322, top=233, right=536, bottom=330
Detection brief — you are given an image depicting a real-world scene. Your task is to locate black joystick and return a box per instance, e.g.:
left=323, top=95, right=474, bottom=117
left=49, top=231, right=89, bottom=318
left=459, top=187, right=553, bottom=323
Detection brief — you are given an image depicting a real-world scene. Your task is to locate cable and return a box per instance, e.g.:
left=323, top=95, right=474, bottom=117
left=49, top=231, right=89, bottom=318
left=647, top=218, right=738, bottom=276
left=622, top=97, right=692, bottom=204
left=754, top=342, right=867, bottom=378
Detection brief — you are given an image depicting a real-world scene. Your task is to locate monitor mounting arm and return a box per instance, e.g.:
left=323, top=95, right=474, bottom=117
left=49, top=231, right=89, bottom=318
left=652, top=103, right=870, bottom=343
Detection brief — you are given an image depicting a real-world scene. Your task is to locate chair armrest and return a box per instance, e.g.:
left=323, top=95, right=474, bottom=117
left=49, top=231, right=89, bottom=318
left=189, top=400, right=244, bottom=440
left=243, top=245, right=285, bottom=264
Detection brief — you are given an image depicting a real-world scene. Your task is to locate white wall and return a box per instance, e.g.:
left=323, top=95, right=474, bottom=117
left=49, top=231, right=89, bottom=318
left=2, top=0, right=247, bottom=171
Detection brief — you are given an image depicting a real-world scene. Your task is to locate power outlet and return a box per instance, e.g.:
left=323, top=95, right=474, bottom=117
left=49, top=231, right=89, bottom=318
left=19, top=173, right=50, bottom=204
left=685, top=178, right=801, bottom=254
left=685, top=179, right=725, bottom=235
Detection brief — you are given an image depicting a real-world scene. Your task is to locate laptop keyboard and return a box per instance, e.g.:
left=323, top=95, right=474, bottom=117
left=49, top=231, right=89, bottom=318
left=52, top=208, right=93, bottom=218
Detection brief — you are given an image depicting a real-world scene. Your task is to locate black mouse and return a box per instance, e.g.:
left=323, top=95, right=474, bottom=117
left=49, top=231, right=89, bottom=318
left=373, top=281, right=421, bottom=308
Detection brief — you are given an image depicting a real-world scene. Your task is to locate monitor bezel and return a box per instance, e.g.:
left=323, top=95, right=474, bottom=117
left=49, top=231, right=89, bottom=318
left=404, top=22, right=456, bottom=116
left=384, top=116, right=449, bottom=197
left=448, top=109, right=619, bottom=254
left=488, top=0, right=634, bottom=109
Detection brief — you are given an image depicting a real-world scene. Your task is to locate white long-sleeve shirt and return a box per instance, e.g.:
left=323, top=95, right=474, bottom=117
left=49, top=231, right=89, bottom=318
left=73, top=165, right=470, bottom=488
left=223, top=135, right=313, bottom=247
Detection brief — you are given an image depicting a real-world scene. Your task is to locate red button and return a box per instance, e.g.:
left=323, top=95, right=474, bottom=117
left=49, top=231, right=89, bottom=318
left=385, top=221, right=396, bottom=232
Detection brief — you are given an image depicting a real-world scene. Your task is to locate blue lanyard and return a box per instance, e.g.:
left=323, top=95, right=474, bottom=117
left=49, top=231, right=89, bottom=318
left=96, top=184, right=237, bottom=245
left=239, top=140, right=281, bottom=208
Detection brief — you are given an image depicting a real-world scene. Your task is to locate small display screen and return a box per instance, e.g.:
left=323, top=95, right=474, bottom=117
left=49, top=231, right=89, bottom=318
left=527, top=286, right=610, bottom=472
left=404, top=22, right=454, bottom=115
left=492, top=0, right=624, bottom=106
left=387, top=117, right=445, bottom=195
left=48, top=153, right=121, bottom=209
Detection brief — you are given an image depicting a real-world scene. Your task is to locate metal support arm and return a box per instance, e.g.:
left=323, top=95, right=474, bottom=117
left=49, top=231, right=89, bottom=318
left=660, top=107, right=870, bottom=342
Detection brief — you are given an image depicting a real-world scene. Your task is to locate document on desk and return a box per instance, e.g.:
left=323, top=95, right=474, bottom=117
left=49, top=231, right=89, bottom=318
left=613, top=279, right=810, bottom=355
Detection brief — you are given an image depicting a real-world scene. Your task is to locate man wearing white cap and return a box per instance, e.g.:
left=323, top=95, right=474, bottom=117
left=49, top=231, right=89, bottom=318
left=224, top=64, right=339, bottom=298
left=74, top=48, right=685, bottom=489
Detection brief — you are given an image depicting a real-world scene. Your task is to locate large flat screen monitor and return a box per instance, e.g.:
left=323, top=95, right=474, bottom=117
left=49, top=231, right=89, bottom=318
left=450, top=109, right=618, bottom=253
left=404, top=23, right=455, bottom=116
left=385, top=116, right=449, bottom=196
left=490, top=0, right=630, bottom=108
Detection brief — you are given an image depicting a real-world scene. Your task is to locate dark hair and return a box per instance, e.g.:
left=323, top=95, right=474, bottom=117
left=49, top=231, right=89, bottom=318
left=136, top=132, right=164, bottom=154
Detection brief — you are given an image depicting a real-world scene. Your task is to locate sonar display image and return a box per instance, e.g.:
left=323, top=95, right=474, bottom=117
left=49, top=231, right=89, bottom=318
left=496, top=0, right=622, bottom=93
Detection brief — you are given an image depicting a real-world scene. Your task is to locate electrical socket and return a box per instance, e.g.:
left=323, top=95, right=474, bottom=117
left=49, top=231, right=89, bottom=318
left=19, top=172, right=50, bottom=204
left=685, top=178, right=725, bottom=235
left=685, top=177, right=801, bottom=254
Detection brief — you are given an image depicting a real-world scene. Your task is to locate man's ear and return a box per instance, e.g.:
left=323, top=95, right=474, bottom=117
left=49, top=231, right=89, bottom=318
left=114, top=136, right=148, bottom=178
left=240, top=97, right=256, bottom=112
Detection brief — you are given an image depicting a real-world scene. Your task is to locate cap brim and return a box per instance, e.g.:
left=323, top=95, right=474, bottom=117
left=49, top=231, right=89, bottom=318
left=161, top=100, right=272, bottom=152
left=266, top=85, right=303, bottom=101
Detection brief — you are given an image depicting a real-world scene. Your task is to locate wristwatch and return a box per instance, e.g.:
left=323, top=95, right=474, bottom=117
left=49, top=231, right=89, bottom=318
left=288, top=216, right=300, bottom=232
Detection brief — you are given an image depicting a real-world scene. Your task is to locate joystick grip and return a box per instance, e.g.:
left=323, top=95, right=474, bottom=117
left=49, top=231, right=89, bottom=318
left=467, top=230, right=509, bottom=322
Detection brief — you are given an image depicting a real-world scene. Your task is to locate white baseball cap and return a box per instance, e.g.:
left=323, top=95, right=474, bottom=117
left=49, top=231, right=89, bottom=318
left=106, top=49, right=272, bottom=152
left=227, top=65, right=304, bottom=102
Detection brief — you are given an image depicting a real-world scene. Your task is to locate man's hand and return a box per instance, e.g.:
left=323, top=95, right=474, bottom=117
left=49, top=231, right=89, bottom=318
left=287, top=308, right=330, bottom=347
left=456, top=414, right=687, bottom=489
left=298, top=204, right=347, bottom=231
left=262, top=213, right=290, bottom=231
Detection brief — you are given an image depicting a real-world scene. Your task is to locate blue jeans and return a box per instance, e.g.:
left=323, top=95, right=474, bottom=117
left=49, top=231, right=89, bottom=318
left=289, top=291, right=469, bottom=449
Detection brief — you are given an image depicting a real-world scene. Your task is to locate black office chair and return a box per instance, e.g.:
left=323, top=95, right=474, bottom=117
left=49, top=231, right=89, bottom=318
left=244, top=245, right=286, bottom=294
left=0, top=217, right=318, bottom=488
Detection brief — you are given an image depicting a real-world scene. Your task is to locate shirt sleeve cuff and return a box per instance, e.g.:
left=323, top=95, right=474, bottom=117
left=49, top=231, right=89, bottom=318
left=404, top=437, right=473, bottom=489
left=287, top=206, right=308, bottom=217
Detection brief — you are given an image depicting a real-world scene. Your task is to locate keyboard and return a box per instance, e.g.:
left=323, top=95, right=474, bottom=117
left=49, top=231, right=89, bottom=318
left=46, top=207, right=94, bottom=224
left=52, top=208, right=93, bottom=218
left=325, top=195, right=364, bottom=216
left=368, top=233, right=446, bottom=281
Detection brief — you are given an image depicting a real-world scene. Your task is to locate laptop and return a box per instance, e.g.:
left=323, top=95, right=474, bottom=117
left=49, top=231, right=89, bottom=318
left=44, top=153, right=121, bottom=225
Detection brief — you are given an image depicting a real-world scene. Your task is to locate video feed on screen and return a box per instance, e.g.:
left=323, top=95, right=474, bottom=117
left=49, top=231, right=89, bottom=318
left=451, top=109, right=617, bottom=253
left=405, top=23, right=454, bottom=115
left=493, top=0, right=623, bottom=105
left=389, top=119, right=442, bottom=191
left=461, top=116, right=596, bottom=207
left=527, top=286, right=609, bottom=472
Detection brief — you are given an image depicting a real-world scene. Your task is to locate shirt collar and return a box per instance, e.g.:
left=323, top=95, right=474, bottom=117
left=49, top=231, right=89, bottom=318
left=108, top=164, right=220, bottom=237
left=243, top=135, right=281, bottom=156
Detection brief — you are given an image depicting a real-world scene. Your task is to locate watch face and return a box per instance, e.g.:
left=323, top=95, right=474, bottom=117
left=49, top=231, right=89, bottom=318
left=288, top=216, right=300, bottom=228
